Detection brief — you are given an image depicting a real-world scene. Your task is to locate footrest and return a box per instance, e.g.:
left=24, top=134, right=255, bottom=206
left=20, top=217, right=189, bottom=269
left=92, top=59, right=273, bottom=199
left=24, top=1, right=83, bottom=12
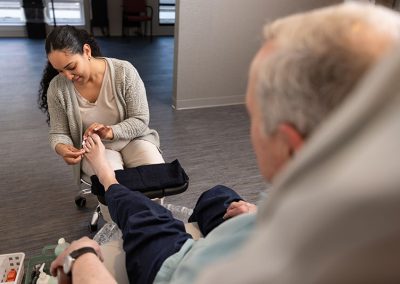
left=90, top=159, right=189, bottom=204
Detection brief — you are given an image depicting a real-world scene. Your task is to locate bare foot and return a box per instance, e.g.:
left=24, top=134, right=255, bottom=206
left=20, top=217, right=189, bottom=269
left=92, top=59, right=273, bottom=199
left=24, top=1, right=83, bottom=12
left=83, top=134, right=118, bottom=190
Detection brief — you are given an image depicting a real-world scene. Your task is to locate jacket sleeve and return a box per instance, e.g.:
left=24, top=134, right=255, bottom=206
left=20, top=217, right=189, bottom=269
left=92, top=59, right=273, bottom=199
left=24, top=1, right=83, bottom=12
left=47, top=78, right=74, bottom=150
left=110, top=61, right=151, bottom=140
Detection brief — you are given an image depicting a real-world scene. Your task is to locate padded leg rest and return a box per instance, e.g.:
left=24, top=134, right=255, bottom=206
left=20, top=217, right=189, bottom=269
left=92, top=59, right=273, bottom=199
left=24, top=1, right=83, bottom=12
left=90, top=159, right=189, bottom=204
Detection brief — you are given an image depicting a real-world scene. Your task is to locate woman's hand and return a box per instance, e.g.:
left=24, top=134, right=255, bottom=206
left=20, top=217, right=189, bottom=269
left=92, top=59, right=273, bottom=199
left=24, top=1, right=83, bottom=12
left=55, top=144, right=85, bottom=165
left=50, top=237, right=103, bottom=277
left=84, top=123, right=114, bottom=141
left=223, top=200, right=257, bottom=220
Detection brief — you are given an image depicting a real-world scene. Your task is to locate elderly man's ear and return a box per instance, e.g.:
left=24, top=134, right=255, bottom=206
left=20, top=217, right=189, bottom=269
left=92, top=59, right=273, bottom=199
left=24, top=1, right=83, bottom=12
left=277, top=123, right=304, bottom=157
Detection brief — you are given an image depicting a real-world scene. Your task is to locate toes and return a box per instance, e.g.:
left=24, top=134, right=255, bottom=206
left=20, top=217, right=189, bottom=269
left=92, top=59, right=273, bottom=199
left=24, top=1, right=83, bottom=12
left=86, top=136, right=94, bottom=147
left=91, top=133, right=101, bottom=144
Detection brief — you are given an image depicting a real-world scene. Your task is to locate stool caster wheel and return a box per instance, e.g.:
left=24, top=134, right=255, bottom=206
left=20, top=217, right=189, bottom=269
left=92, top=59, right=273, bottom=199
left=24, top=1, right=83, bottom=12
left=89, top=207, right=100, bottom=232
left=75, top=196, right=86, bottom=208
left=89, top=223, right=98, bottom=233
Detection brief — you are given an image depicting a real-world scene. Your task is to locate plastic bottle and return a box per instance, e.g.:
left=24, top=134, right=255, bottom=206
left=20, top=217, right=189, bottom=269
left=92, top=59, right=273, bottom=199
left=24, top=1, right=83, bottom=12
left=93, top=222, right=120, bottom=246
left=48, top=275, right=58, bottom=284
left=54, top=238, right=70, bottom=257
left=163, top=203, right=193, bottom=222
left=36, top=271, right=50, bottom=284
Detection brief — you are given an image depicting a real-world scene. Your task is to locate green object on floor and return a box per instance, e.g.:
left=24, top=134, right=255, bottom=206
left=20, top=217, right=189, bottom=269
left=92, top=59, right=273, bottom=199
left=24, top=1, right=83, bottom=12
left=25, top=245, right=56, bottom=284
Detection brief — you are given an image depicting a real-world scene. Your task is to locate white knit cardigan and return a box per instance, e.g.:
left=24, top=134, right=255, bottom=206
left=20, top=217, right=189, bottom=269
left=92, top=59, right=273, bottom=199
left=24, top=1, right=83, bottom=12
left=47, top=57, right=160, bottom=184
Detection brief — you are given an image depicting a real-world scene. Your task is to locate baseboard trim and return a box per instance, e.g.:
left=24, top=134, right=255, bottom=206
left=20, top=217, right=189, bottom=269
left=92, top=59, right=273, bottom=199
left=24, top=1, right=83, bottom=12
left=173, top=95, right=245, bottom=110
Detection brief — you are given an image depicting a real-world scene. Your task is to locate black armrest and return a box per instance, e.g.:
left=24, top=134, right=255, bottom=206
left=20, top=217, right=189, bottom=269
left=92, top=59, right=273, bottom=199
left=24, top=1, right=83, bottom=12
left=91, top=159, right=189, bottom=205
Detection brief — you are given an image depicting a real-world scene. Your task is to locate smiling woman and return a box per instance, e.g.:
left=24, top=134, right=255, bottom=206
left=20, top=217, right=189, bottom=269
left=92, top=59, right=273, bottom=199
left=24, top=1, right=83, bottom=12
left=37, top=26, right=165, bottom=222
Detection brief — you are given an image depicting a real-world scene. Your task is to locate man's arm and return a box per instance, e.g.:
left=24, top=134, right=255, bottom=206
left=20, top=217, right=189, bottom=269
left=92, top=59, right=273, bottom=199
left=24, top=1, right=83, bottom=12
left=71, top=252, right=116, bottom=284
left=50, top=237, right=117, bottom=284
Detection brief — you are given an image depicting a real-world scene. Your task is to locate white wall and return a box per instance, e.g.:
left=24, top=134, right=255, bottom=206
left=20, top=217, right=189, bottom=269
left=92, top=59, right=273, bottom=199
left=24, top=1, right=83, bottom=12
left=172, top=0, right=342, bottom=110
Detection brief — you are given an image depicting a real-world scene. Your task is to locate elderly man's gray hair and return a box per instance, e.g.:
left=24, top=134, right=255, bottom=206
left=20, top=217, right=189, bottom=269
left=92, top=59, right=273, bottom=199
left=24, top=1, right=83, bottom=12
left=256, top=2, right=400, bottom=137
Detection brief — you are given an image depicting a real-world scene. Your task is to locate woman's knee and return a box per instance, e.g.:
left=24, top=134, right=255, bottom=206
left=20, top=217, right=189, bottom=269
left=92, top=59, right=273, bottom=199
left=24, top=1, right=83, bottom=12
left=122, top=140, right=164, bottom=167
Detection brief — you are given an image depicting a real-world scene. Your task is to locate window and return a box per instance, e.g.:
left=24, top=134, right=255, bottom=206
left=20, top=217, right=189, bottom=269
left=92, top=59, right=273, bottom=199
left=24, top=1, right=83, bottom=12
left=0, top=0, right=84, bottom=26
left=0, top=0, right=25, bottom=25
left=45, top=0, right=84, bottom=25
left=159, top=0, right=175, bottom=25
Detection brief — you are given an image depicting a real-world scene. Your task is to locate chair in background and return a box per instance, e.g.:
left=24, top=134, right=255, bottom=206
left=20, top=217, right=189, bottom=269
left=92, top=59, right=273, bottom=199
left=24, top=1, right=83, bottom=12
left=90, top=0, right=109, bottom=36
left=122, top=0, right=153, bottom=38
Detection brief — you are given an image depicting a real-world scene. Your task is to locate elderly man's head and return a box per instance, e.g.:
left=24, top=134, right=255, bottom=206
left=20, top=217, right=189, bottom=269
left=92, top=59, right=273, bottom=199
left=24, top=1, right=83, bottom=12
left=247, top=2, right=400, bottom=181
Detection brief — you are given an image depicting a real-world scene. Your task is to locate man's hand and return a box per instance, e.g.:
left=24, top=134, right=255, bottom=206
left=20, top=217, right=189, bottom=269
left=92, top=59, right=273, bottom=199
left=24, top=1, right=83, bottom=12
left=223, top=200, right=257, bottom=220
left=83, top=123, right=113, bottom=141
left=55, top=144, right=85, bottom=165
left=50, top=237, right=103, bottom=277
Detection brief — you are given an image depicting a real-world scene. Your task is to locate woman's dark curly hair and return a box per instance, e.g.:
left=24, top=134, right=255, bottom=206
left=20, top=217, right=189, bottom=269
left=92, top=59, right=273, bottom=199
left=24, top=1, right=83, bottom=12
left=38, top=25, right=102, bottom=124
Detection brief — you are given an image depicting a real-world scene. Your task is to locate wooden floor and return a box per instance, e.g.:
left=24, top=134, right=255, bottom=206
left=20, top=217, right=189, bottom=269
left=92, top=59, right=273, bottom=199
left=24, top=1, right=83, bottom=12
left=0, top=36, right=267, bottom=262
